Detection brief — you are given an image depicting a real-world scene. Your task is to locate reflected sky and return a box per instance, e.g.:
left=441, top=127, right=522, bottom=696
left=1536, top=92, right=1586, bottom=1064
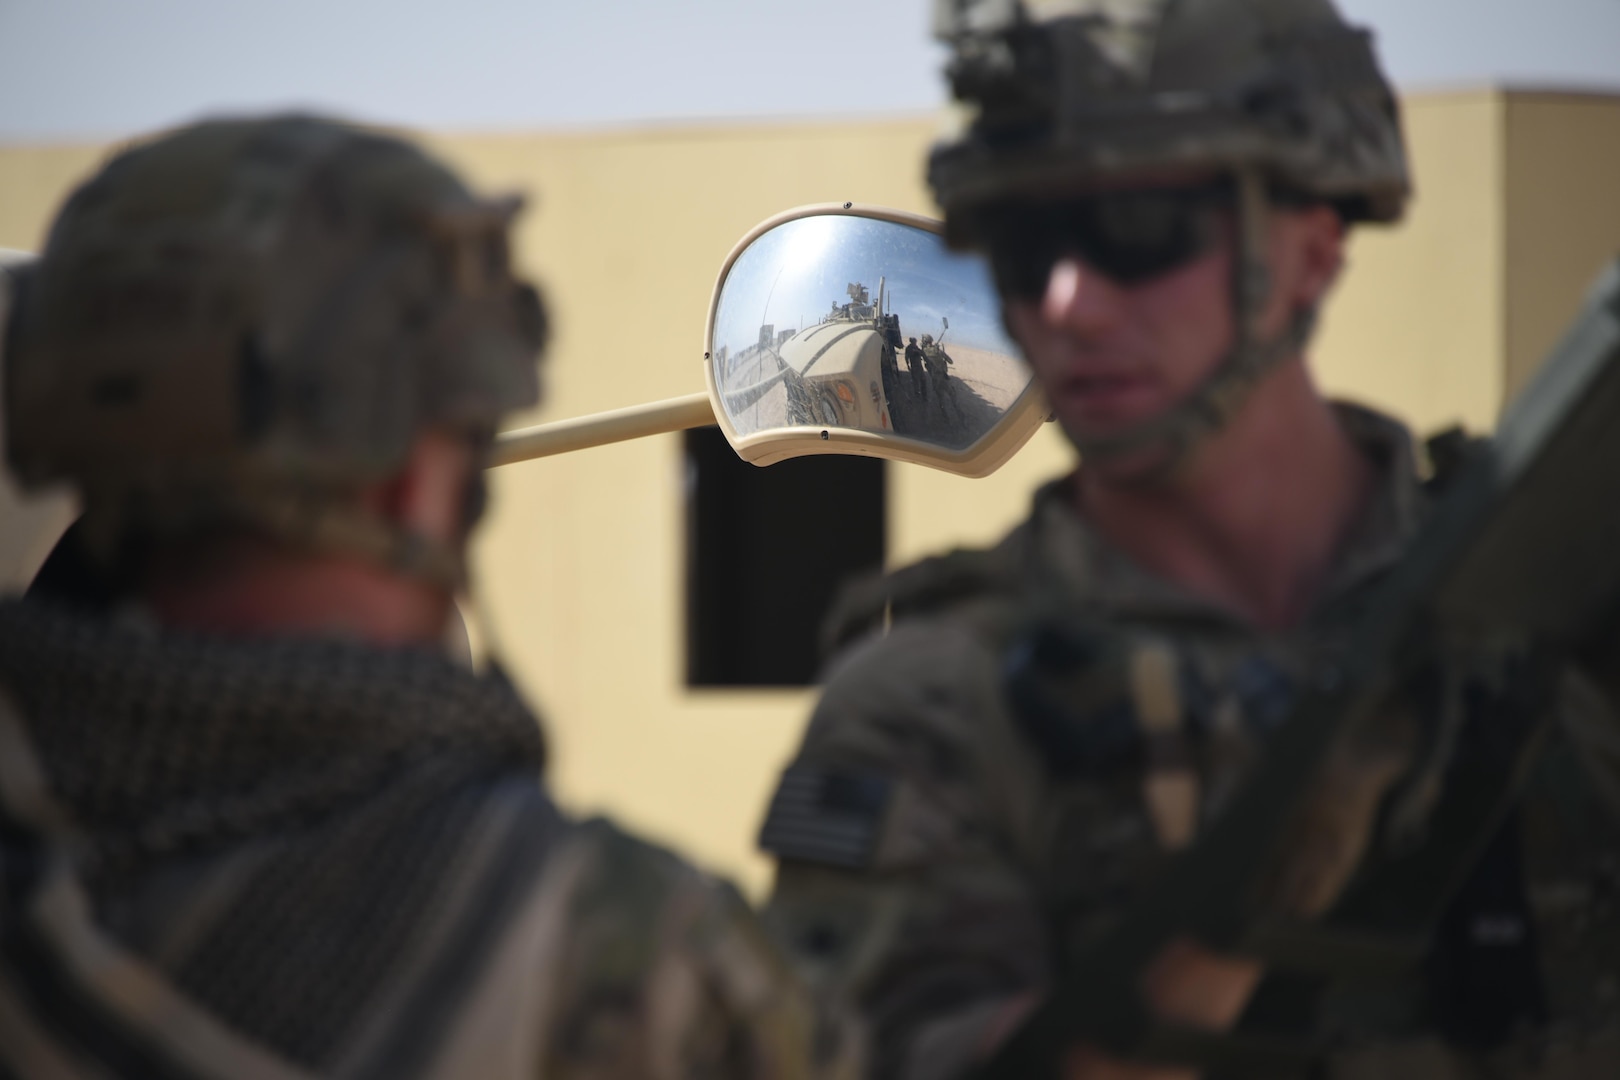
left=713, top=215, right=1015, bottom=362
left=3, top=2, right=1616, bottom=142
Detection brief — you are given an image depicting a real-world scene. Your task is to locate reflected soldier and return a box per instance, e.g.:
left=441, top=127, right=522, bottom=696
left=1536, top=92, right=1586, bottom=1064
left=920, top=335, right=952, bottom=424
left=760, top=2, right=1620, bottom=1078
left=919, top=332, right=956, bottom=414
left=904, top=334, right=927, bottom=398
left=0, top=116, right=843, bottom=1079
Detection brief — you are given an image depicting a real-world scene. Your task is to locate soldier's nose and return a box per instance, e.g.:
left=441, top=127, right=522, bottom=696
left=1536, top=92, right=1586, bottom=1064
left=1041, top=257, right=1122, bottom=335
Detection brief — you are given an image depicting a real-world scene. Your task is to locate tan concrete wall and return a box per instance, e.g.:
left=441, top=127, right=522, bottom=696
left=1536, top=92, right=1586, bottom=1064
left=0, top=149, right=96, bottom=588
left=1, top=90, right=1610, bottom=894
left=0, top=144, right=108, bottom=251
left=1502, top=94, right=1620, bottom=400
left=1312, top=92, right=1506, bottom=436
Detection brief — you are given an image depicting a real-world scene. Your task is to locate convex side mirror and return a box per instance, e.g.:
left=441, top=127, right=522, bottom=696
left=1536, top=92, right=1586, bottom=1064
left=494, top=204, right=1045, bottom=477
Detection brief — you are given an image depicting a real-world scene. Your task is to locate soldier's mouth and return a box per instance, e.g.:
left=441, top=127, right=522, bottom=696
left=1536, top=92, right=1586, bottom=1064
left=1056, top=373, right=1159, bottom=420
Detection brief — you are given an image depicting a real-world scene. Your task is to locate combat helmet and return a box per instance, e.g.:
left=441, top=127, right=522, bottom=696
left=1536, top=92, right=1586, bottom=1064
left=4, top=115, right=547, bottom=586
left=928, top=0, right=1410, bottom=467
left=931, top=0, right=1409, bottom=236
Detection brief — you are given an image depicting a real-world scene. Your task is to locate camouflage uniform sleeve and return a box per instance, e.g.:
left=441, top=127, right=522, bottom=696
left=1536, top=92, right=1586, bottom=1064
left=760, top=617, right=1051, bottom=1080
left=541, top=819, right=850, bottom=1080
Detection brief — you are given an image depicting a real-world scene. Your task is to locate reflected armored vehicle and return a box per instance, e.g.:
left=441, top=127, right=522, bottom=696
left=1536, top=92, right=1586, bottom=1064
left=778, top=281, right=900, bottom=432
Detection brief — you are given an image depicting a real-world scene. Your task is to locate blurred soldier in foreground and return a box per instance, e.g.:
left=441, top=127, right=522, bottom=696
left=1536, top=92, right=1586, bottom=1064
left=0, top=116, right=837, bottom=1079
left=761, top=1, right=1619, bottom=1077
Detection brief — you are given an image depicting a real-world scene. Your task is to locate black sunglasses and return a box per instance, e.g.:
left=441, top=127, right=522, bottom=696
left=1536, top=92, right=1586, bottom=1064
left=977, top=181, right=1235, bottom=298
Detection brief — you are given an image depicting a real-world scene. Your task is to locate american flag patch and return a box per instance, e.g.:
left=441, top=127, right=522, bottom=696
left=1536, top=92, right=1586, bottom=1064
left=757, top=764, right=893, bottom=869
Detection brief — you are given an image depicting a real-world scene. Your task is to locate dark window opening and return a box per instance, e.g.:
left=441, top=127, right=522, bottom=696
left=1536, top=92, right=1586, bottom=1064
left=685, top=426, right=885, bottom=687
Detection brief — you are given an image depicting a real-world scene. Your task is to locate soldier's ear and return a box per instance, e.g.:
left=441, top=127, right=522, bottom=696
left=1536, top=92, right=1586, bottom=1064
left=374, top=430, right=479, bottom=547
left=1291, top=204, right=1346, bottom=309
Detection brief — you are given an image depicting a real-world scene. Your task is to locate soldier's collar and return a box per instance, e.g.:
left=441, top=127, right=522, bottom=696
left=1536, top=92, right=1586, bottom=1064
left=1312, top=401, right=1424, bottom=608
left=1025, top=401, right=1423, bottom=627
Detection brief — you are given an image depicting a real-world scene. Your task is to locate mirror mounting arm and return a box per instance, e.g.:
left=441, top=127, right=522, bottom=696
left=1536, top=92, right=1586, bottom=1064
left=491, top=391, right=714, bottom=467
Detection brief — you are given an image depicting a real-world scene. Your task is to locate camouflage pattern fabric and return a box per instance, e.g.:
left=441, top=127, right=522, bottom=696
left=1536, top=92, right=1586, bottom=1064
left=0, top=596, right=841, bottom=1079
left=7, top=115, right=546, bottom=496
left=760, top=404, right=1620, bottom=1078
left=929, top=0, right=1411, bottom=238
left=3, top=116, right=547, bottom=589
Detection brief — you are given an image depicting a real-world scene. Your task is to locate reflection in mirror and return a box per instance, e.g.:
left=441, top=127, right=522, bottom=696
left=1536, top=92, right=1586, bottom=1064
left=710, top=215, right=1029, bottom=452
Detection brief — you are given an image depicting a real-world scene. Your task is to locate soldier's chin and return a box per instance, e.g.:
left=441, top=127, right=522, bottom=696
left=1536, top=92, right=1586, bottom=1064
left=1068, top=424, right=1181, bottom=487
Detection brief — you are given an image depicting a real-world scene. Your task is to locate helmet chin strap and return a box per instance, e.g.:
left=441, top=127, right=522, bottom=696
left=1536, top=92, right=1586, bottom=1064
left=1071, top=168, right=1318, bottom=482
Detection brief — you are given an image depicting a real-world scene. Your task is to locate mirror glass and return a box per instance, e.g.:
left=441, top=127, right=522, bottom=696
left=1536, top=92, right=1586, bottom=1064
left=710, top=214, right=1029, bottom=451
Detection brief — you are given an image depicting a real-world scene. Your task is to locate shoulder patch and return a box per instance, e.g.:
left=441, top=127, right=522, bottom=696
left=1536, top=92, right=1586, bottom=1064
left=757, top=764, right=893, bottom=870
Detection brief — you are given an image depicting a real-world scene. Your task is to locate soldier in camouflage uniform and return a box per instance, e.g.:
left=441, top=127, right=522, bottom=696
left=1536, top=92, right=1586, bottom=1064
left=0, top=116, right=846, bottom=1079
left=760, top=2, right=1620, bottom=1077
left=918, top=335, right=959, bottom=421
left=905, top=336, right=928, bottom=399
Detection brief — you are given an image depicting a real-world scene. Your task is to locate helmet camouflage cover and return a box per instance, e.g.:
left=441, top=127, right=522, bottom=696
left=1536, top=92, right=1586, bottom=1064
left=4, top=115, right=546, bottom=554
left=929, top=0, right=1411, bottom=245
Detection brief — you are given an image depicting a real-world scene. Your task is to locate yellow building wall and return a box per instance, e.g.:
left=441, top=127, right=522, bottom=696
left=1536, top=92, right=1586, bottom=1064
left=0, top=144, right=107, bottom=251
left=0, top=146, right=98, bottom=590
left=2, top=90, right=1615, bottom=894
left=1502, top=93, right=1620, bottom=400
left=1312, top=92, right=1506, bottom=436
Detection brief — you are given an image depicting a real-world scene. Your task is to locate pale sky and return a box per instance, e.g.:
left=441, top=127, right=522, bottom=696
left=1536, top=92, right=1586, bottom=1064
left=1, top=0, right=1618, bottom=143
